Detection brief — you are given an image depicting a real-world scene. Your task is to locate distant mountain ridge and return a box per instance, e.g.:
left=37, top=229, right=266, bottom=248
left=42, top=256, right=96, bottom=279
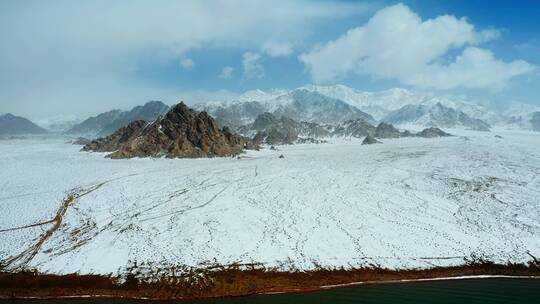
left=238, top=112, right=446, bottom=145
left=383, top=103, right=491, bottom=131
left=0, top=113, right=48, bottom=135
left=67, top=101, right=169, bottom=137
left=195, top=88, right=376, bottom=129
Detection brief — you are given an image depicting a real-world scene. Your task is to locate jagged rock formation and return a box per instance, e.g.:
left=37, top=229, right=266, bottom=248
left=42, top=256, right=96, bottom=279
left=67, top=101, right=169, bottom=137
left=333, top=120, right=410, bottom=139
left=82, top=102, right=255, bottom=159
left=242, top=112, right=331, bottom=145
left=384, top=103, right=491, bottom=131
left=253, top=128, right=297, bottom=145
left=0, top=114, right=48, bottom=135
left=415, top=127, right=452, bottom=138
left=374, top=122, right=409, bottom=138
left=362, top=135, right=381, bottom=145
left=82, top=120, right=148, bottom=153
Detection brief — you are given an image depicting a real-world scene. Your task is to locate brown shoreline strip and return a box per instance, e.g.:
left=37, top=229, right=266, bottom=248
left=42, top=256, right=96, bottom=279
left=1, top=262, right=539, bottom=301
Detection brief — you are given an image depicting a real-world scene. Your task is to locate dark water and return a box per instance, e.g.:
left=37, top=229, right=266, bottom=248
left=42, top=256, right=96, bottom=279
left=4, top=279, right=540, bottom=304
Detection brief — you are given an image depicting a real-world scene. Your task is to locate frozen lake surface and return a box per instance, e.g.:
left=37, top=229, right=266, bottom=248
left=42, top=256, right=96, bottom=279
left=1, top=129, right=539, bottom=275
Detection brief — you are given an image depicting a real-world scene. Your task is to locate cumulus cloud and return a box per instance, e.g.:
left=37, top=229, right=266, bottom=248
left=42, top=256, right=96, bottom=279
left=242, top=52, right=265, bottom=79
left=219, top=66, right=234, bottom=79
left=180, top=58, right=195, bottom=70
left=299, top=3, right=535, bottom=89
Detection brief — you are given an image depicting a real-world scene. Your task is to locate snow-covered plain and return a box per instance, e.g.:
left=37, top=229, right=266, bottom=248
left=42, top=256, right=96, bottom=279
left=1, top=130, right=539, bottom=275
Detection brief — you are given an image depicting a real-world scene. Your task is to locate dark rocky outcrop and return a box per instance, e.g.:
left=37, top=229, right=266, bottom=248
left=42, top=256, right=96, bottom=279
left=415, top=127, right=452, bottom=138
left=67, top=101, right=169, bottom=137
left=374, top=122, right=405, bottom=138
left=253, top=128, right=297, bottom=146
left=333, top=119, right=376, bottom=138
left=0, top=113, right=48, bottom=135
left=82, top=102, right=256, bottom=159
left=245, top=112, right=331, bottom=145
left=362, top=135, right=381, bottom=145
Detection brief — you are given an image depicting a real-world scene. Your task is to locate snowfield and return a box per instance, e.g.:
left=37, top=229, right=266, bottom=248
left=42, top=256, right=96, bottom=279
left=1, top=130, right=539, bottom=275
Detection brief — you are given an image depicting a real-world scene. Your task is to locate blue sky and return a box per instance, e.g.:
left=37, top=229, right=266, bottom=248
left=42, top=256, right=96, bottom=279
left=0, top=0, right=538, bottom=119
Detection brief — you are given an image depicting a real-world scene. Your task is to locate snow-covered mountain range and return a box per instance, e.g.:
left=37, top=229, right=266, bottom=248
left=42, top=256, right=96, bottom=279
left=196, top=85, right=539, bottom=132
left=35, top=114, right=81, bottom=133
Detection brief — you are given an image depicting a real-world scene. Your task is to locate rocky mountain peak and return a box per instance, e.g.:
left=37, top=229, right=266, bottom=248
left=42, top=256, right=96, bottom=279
left=82, top=102, right=255, bottom=159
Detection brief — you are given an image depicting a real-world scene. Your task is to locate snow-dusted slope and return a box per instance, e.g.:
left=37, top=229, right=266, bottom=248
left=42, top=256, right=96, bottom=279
left=1, top=131, right=539, bottom=274
left=383, top=103, right=491, bottom=131
left=504, top=103, right=540, bottom=130
left=301, top=85, right=503, bottom=124
left=195, top=89, right=375, bottom=128
left=301, top=85, right=424, bottom=120
left=35, top=114, right=80, bottom=133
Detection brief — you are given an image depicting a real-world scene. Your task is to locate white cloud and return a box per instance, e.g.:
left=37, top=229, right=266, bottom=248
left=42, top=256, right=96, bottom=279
left=300, top=3, right=535, bottom=89
left=261, top=41, right=293, bottom=57
left=242, top=52, right=265, bottom=79
left=180, top=57, right=195, bottom=70
left=219, top=66, right=234, bottom=79
left=408, top=47, right=535, bottom=89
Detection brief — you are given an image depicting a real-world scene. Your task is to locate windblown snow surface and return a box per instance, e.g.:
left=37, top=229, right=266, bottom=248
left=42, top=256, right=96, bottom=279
left=1, top=130, right=539, bottom=275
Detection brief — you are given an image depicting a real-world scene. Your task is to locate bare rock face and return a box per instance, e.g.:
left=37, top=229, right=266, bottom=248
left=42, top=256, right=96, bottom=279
left=362, top=135, right=381, bottom=145
left=82, top=102, right=256, bottom=159
left=81, top=120, right=148, bottom=153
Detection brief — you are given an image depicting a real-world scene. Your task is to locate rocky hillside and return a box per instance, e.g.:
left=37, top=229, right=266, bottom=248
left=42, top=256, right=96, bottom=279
left=239, top=112, right=331, bottom=145
left=383, top=103, right=491, bottom=131
left=67, top=101, right=169, bottom=137
left=82, top=102, right=255, bottom=159
left=0, top=113, right=48, bottom=135
left=332, top=120, right=411, bottom=139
